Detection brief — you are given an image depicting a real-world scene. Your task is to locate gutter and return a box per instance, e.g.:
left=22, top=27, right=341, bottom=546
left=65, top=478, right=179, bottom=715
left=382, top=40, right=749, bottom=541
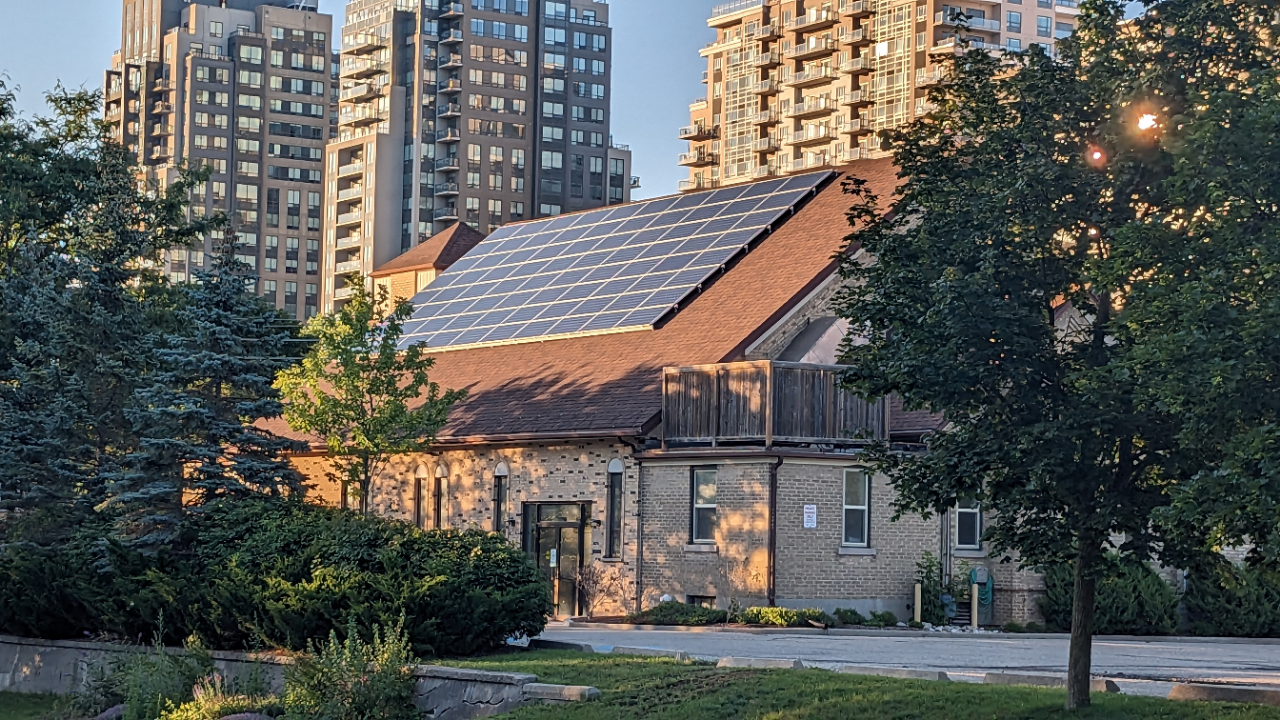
left=767, top=455, right=783, bottom=607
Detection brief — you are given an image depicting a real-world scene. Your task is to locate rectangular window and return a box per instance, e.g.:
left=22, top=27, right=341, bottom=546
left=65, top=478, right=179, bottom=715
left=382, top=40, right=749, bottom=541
left=842, top=469, right=870, bottom=547
left=209, top=21, right=223, bottom=37
left=607, top=466, right=623, bottom=558
left=1055, top=21, right=1074, bottom=39
left=1007, top=38, right=1022, bottom=51
left=957, top=499, right=982, bottom=549
left=1007, top=11, right=1022, bottom=32
left=1037, top=15, right=1052, bottom=37
left=691, top=468, right=717, bottom=543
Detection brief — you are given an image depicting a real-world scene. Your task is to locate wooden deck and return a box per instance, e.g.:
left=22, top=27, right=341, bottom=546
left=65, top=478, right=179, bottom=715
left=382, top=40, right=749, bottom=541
left=661, top=361, right=887, bottom=447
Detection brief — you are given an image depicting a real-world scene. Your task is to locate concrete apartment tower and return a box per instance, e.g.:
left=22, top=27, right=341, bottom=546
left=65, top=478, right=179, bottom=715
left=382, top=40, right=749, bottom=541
left=679, top=0, right=1079, bottom=190
left=323, top=0, right=638, bottom=312
left=104, top=0, right=338, bottom=320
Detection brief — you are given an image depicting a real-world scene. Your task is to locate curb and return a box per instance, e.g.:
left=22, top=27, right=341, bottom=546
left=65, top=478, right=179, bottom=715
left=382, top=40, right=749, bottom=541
left=983, top=672, right=1120, bottom=693
left=557, top=623, right=1280, bottom=645
left=1168, top=684, right=1280, bottom=706
left=837, top=665, right=950, bottom=682
left=717, top=657, right=804, bottom=669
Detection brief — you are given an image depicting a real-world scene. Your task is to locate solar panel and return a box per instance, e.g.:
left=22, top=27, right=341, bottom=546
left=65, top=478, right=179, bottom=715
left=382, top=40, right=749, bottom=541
left=398, top=170, right=833, bottom=351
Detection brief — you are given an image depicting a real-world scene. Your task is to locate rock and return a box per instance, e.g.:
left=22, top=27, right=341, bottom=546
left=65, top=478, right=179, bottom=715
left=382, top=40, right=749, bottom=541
left=92, top=705, right=126, bottom=720
left=896, top=622, right=907, bottom=627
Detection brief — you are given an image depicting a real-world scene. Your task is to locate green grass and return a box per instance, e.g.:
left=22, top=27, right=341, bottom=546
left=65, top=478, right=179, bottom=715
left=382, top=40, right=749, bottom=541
left=0, top=693, right=59, bottom=720
left=443, top=650, right=1280, bottom=719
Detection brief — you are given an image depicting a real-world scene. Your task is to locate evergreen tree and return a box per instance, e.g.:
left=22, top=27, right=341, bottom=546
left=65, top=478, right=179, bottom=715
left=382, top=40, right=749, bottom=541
left=834, top=0, right=1280, bottom=708
left=275, top=281, right=464, bottom=514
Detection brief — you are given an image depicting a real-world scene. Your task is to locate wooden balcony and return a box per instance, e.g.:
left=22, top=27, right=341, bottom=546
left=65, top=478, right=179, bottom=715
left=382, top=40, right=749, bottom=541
left=661, top=361, right=887, bottom=448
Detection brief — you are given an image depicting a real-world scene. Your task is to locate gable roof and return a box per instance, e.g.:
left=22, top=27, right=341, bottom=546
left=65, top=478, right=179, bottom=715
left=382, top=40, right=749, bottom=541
left=369, top=223, right=487, bottom=279
left=267, top=159, right=902, bottom=446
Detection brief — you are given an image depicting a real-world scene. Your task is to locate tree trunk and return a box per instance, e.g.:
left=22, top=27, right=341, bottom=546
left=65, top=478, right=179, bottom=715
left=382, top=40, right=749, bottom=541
left=1066, top=541, right=1101, bottom=710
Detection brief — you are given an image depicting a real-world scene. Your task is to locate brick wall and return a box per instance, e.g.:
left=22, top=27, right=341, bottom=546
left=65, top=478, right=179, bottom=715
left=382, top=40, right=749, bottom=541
left=745, top=274, right=845, bottom=362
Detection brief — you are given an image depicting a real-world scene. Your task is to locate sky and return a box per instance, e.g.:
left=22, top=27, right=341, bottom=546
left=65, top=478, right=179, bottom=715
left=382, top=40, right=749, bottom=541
left=0, top=0, right=715, bottom=199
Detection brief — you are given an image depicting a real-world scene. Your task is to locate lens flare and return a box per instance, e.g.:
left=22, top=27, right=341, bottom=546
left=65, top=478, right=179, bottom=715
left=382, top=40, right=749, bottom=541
left=1138, top=113, right=1158, bottom=130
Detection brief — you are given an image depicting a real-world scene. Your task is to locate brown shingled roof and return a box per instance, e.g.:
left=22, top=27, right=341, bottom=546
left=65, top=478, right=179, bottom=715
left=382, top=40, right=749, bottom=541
left=369, top=223, right=486, bottom=279
left=266, top=159, right=902, bottom=445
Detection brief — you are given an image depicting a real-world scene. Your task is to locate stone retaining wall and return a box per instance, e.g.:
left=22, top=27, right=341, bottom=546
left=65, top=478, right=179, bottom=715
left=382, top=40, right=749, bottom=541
left=0, top=635, right=595, bottom=719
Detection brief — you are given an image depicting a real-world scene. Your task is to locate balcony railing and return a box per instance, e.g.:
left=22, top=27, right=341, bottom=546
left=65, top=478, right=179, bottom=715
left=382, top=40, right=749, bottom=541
left=662, top=361, right=887, bottom=447
left=935, top=12, right=1002, bottom=31
left=788, top=9, right=838, bottom=31
left=710, top=0, right=764, bottom=23
left=337, top=161, right=364, bottom=177
left=335, top=259, right=362, bottom=274
left=785, top=38, right=838, bottom=60
left=678, top=178, right=720, bottom=192
left=839, top=0, right=874, bottom=17
left=677, top=151, right=718, bottom=167
left=678, top=124, right=719, bottom=140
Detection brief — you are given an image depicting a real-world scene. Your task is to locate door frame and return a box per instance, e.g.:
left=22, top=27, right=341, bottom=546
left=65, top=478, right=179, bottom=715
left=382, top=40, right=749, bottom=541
left=522, top=502, right=591, bottom=617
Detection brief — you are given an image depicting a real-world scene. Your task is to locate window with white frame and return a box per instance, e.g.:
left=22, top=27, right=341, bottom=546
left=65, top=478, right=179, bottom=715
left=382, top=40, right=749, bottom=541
left=842, top=469, right=870, bottom=546
left=956, top=498, right=982, bottom=549
left=691, top=468, right=717, bottom=543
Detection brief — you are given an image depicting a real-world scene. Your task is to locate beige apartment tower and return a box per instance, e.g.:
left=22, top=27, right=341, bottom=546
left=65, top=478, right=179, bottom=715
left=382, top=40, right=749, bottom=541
left=323, top=0, right=638, bottom=312
left=104, top=0, right=337, bottom=320
left=680, top=0, right=1079, bottom=189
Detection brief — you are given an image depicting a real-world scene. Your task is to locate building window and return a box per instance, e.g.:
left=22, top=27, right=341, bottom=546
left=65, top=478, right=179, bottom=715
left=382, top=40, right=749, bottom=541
left=957, top=499, right=982, bottom=549
left=209, top=21, right=223, bottom=37
left=1037, top=16, right=1052, bottom=37
left=414, top=465, right=429, bottom=528
left=606, top=458, right=624, bottom=558
left=842, top=469, right=870, bottom=547
left=1006, top=11, right=1022, bottom=32
left=691, top=467, right=717, bottom=543
left=435, top=463, right=450, bottom=530
left=493, top=462, right=510, bottom=532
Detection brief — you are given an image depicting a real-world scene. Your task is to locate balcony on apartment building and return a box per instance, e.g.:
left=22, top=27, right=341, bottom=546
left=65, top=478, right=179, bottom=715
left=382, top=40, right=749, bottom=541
left=752, top=49, right=783, bottom=67
left=342, top=33, right=385, bottom=55
left=917, top=67, right=948, bottom=86
left=840, top=56, right=873, bottom=76
left=689, top=97, right=709, bottom=112
left=440, top=29, right=465, bottom=44
left=440, top=2, right=465, bottom=18
left=749, top=22, right=782, bottom=40
left=153, top=79, right=174, bottom=93
left=788, top=9, right=839, bottom=32
left=333, top=285, right=355, bottom=301
left=842, top=117, right=872, bottom=137
left=435, top=156, right=461, bottom=172
left=786, top=97, right=837, bottom=119
left=438, top=78, right=464, bottom=94
left=786, top=38, right=838, bottom=61
left=437, top=127, right=462, bottom=143
left=840, top=26, right=873, bottom=47
left=753, top=164, right=780, bottom=178
left=678, top=124, right=719, bottom=141
left=336, top=185, right=365, bottom=202
left=936, top=11, right=1002, bottom=32
left=841, top=89, right=873, bottom=108
left=338, top=107, right=386, bottom=127
left=1055, top=0, right=1081, bottom=14
left=341, top=58, right=388, bottom=79
left=838, top=0, right=874, bottom=19
left=788, top=124, right=836, bottom=146
left=787, top=66, right=837, bottom=88
left=434, top=182, right=460, bottom=196
left=335, top=210, right=364, bottom=227
left=709, top=0, right=765, bottom=27
left=752, top=108, right=780, bottom=125
left=661, top=361, right=887, bottom=448
left=434, top=206, right=460, bottom=221
left=751, top=78, right=780, bottom=95
left=677, top=150, right=719, bottom=167
left=838, top=147, right=864, bottom=163
left=438, top=102, right=463, bottom=118
left=334, top=259, right=363, bottom=275
left=150, top=146, right=172, bottom=160
left=335, top=234, right=363, bottom=251
left=152, top=102, right=174, bottom=114
left=151, top=123, right=173, bottom=136
left=339, top=83, right=381, bottom=103
left=337, top=160, right=364, bottom=178
left=678, top=177, right=721, bottom=192
left=931, top=35, right=1005, bottom=55
left=439, top=53, right=464, bottom=69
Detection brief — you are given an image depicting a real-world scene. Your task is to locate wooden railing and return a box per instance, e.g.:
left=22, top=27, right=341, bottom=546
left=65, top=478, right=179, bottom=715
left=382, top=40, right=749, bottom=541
left=661, top=361, right=887, bottom=447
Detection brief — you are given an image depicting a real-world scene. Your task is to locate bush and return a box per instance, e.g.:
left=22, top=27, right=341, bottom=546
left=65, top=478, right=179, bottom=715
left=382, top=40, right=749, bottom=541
left=0, top=498, right=552, bottom=657
left=283, top=618, right=418, bottom=720
left=740, top=607, right=837, bottom=628
left=864, top=611, right=898, bottom=628
left=1002, top=621, right=1026, bottom=633
left=159, top=674, right=283, bottom=720
left=1184, top=563, right=1280, bottom=638
left=59, top=638, right=216, bottom=720
left=833, top=607, right=867, bottom=626
left=623, top=601, right=727, bottom=626
left=1039, top=557, right=1179, bottom=635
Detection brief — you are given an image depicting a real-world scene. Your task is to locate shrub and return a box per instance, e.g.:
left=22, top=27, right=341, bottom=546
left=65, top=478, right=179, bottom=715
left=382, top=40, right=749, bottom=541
left=1184, top=563, right=1280, bottom=638
left=1039, top=557, right=1179, bottom=635
left=0, top=498, right=552, bottom=657
left=159, top=674, right=283, bottom=720
left=1002, top=621, right=1026, bottom=633
left=60, top=638, right=215, bottom=720
left=740, top=607, right=837, bottom=628
left=833, top=607, right=867, bottom=626
left=283, top=618, right=419, bottom=720
left=624, top=601, right=727, bottom=626
left=864, top=611, right=898, bottom=628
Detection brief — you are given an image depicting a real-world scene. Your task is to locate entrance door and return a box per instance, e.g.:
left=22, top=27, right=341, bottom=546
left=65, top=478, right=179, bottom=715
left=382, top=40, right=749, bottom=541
left=525, top=504, right=588, bottom=617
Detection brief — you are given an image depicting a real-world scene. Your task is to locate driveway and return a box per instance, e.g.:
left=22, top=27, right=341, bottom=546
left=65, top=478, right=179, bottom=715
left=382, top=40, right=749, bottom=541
left=535, top=625, right=1280, bottom=697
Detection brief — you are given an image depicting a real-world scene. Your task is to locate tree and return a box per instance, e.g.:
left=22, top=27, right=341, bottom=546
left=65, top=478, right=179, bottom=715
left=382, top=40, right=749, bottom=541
left=275, top=280, right=464, bottom=514
left=833, top=0, right=1280, bottom=708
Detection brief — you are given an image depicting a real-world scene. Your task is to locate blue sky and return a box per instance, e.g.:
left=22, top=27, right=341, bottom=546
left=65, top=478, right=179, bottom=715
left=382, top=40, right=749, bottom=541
left=0, top=0, right=715, bottom=199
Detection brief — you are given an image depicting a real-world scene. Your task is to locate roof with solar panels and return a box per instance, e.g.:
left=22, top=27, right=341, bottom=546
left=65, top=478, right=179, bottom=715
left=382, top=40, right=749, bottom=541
left=266, top=159, right=920, bottom=444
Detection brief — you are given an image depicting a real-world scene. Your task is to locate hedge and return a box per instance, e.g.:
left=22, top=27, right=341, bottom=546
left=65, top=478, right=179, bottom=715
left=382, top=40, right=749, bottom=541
left=1184, top=563, right=1280, bottom=638
left=1039, top=558, right=1179, bottom=635
left=0, top=498, right=552, bottom=656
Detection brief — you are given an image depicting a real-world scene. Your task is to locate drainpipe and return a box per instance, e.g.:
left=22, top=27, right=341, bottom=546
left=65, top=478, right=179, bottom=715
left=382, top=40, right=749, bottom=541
left=767, top=455, right=783, bottom=607
left=618, top=436, right=644, bottom=614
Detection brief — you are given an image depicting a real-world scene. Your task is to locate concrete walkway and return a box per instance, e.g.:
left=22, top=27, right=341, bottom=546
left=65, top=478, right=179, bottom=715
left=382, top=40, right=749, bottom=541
left=535, top=625, right=1280, bottom=698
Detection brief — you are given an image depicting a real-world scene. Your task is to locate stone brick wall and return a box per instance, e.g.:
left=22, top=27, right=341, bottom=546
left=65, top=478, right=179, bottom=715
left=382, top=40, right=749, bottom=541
left=744, top=275, right=846, bottom=362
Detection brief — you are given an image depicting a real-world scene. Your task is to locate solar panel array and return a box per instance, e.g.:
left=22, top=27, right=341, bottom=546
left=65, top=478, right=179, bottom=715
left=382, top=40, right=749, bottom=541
left=398, top=171, right=833, bottom=351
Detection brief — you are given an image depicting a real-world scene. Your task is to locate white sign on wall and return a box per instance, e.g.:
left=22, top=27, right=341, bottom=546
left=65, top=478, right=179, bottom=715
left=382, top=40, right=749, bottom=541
left=803, top=505, right=817, bottom=528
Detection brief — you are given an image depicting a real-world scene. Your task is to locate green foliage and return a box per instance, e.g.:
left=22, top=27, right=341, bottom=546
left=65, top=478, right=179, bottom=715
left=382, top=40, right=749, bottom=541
left=1039, top=559, right=1179, bottom=635
left=275, top=280, right=464, bottom=513
left=864, top=611, right=899, bottom=629
left=1003, top=621, right=1027, bottom=633
left=832, top=607, right=867, bottom=626
left=1184, top=563, right=1280, bottom=638
left=0, top=498, right=551, bottom=657
left=282, top=618, right=418, bottom=720
left=63, top=638, right=215, bottom=720
left=624, top=601, right=727, bottom=626
left=739, top=607, right=837, bottom=628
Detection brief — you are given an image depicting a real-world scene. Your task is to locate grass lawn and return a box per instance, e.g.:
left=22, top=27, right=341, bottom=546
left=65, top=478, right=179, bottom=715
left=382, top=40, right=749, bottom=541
left=444, top=650, right=1280, bottom=719
left=0, top=693, right=58, bottom=720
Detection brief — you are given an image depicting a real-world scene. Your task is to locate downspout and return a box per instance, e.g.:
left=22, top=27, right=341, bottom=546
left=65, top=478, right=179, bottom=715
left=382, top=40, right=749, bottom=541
left=618, top=436, right=645, bottom=614
left=767, top=455, right=783, bottom=607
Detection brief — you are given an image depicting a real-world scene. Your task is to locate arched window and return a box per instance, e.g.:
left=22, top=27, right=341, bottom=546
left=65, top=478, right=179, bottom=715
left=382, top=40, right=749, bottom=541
left=414, top=465, right=430, bottom=529
left=493, top=462, right=510, bottom=532
left=434, top=462, right=449, bottom=530
left=606, top=458, right=624, bottom=558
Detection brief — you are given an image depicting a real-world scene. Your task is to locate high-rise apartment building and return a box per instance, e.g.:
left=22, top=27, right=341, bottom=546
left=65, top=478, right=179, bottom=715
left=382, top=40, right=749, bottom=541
left=322, top=0, right=637, bottom=311
left=679, top=0, right=1078, bottom=190
left=104, top=0, right=337, bottom=320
